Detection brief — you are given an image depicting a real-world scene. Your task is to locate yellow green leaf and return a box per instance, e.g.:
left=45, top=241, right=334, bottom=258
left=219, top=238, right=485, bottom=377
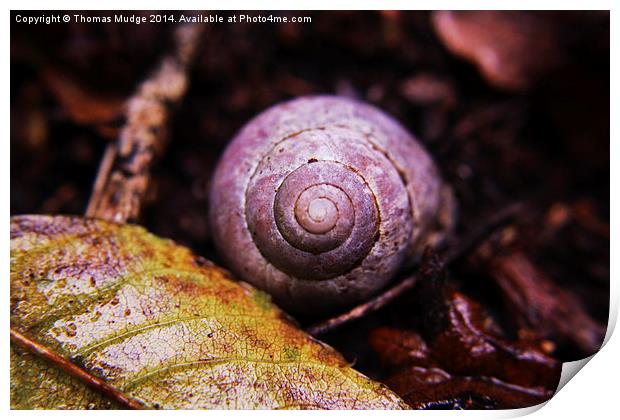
left=10, top=215, right=408, bottom=410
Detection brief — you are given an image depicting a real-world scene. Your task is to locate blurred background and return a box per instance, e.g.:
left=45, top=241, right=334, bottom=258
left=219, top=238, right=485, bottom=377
left=11, top=11, right=610, bottom=409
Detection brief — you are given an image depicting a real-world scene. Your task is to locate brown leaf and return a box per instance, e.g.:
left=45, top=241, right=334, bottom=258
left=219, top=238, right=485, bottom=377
left=386, top=366, right=553, bottom=409
left=432, top=11, right=563, bottom=91
left=369, top=327, right=430, bottom=369
left=42, top=67, right=125, bottom=129
left=489, top=252, right=606, bottom=355
left=368, top=259, right=561, bottom=409
left=430, top=291, right=561, bottom=390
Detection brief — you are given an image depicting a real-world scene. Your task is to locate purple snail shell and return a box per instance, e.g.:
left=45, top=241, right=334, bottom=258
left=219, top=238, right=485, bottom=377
left=209, top=95, right=454, bottom=314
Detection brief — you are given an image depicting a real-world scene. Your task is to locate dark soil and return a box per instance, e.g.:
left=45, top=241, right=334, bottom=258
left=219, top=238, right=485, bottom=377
left=11, top=11, right=609, bottom=409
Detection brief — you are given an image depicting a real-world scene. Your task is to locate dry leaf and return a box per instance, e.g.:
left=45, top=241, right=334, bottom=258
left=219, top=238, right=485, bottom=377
left=10, top=215, right=408, bottom=409
left=42, top=67, right=125, bottom=125
left=488, top=252, right=605, bottom=355
left=432, top=11, right=562, bottom=91
left=386, top=366, right=553, bottom=409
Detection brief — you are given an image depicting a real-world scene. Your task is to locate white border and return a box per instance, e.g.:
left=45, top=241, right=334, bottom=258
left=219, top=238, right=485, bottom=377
left=3, top=2, right=616, bottom=419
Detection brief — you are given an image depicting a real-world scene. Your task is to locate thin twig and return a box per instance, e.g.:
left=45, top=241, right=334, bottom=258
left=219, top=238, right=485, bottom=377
left=10, top=328, right=145, bottom=410
left=307, top=275, right=419, bottom=336
left=306, top=201, right=526, bottom=336
left=85, top=21, right=204, bottom=223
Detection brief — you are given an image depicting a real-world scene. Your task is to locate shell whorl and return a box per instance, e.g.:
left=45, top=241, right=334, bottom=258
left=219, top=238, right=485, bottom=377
left=209, top=95, right=448, bottom=313
left=247, top=159, right=379, bottom=280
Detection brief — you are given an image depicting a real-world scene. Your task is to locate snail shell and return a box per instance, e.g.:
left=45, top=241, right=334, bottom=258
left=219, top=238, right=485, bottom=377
left=209, top=95, right=454, bottom=313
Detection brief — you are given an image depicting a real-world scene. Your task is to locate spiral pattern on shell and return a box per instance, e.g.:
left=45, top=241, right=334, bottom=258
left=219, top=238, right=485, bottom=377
left=210, top=96, right=452, bottom=313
